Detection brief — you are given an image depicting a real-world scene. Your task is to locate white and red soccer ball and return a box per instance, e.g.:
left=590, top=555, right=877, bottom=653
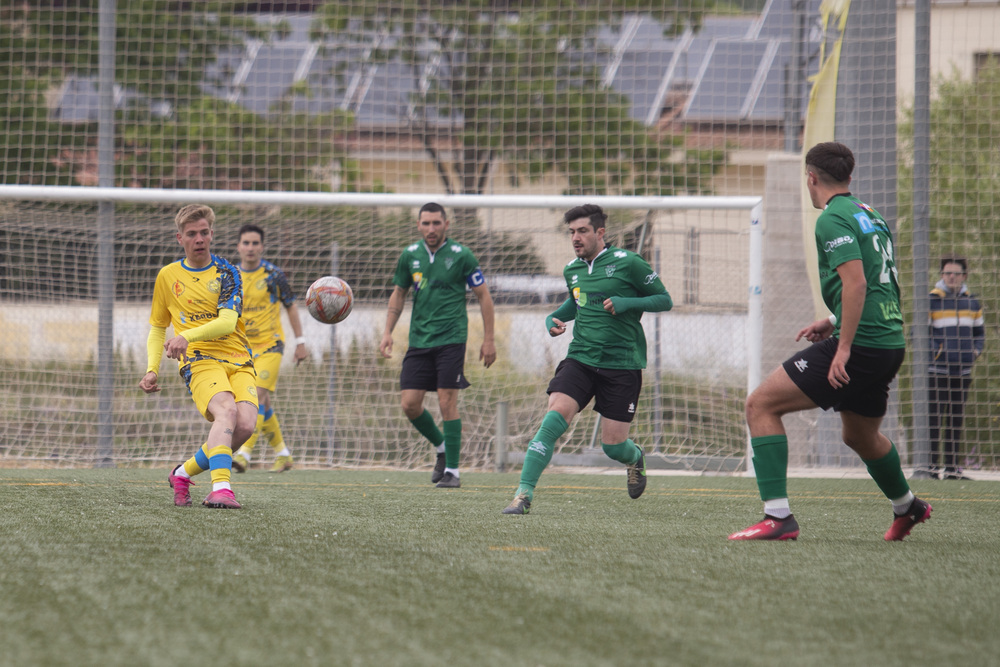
left=305, top=276, right=353, bottom=324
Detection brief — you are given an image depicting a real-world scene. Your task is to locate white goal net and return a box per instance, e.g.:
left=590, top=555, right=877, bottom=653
left=0, top=190, right=759, bottom=473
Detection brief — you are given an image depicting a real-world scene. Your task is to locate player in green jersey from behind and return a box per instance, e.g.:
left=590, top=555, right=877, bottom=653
left=502, top=204, right=673, bottom=515
left=729, top=142, right=931, bottom=542
left=380, top=202, right=496, bottom=488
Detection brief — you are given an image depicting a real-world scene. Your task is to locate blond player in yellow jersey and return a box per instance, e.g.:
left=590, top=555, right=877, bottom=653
left=231, top=224, right=308, bottom=473
left=139, top=204, right=258, bottom=509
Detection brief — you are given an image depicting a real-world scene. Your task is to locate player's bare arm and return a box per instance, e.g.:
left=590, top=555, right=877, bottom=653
left=285, top=302, right=309, bottom=365
left=380, top=285, right=407, bottom=358
left=472, top=283, right=496, bottom=368
left=796, top=317, right=834, bottom=343
left=827, top=259, right=867, bottom=389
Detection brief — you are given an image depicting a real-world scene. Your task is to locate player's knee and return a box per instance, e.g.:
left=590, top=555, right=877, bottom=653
left=400, top=398, right=422, bottom=420
left=745, top=390, right=766, bottom=425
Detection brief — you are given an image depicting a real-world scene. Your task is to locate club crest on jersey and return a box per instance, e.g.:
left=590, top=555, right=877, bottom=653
left=445, top=257, right=455, bottom=270
left=255, top=278, right=267, bottom=291
left=605, top=265, right=616, bottom=277
left=208, top=278, right=221, bottom=294
left=172, top=280, right=185, bottom=297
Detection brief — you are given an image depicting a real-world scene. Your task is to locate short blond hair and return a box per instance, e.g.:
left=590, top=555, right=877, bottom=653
left=174, top=204, right=215, bottom=232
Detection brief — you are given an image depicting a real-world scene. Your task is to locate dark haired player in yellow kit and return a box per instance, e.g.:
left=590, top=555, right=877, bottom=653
left=139, top=204, right=258, bottom=509
left=230, top=223, right=308, bottom=474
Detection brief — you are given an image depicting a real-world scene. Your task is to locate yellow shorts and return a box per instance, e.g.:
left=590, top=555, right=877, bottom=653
left=183, top=360, right=258, bottom=421
left=252, top=350, right=283, bottom=392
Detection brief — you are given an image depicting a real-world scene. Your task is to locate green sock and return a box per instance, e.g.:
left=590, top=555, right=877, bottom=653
left=751, top=435, right=789, bottom=501
left=601, top=439, right=641, bottom=465
left=409, top=409, right=444, bottom=448
left=443, top=419, right=462, bottom=469
left=863, top=442, right=910, bottom=500
left=517, top=411, right=569, bottom=499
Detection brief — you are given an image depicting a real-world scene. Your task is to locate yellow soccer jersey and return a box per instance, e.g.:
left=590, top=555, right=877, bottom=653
left=150, top=254, right=252, bottom=368
left=240, top=259, right=297, bottom=354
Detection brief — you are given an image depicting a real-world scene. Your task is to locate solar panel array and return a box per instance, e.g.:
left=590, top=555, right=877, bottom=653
left=54, top=0, right=823, bottom=128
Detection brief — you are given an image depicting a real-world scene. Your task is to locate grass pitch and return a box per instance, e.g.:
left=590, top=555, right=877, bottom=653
left=0, top=469, right=997, bottom=666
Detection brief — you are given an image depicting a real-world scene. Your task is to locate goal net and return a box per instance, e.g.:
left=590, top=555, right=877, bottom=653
left=4, top=2, right=1000, bottom=478
left=0, top=191, right=758, bottom=474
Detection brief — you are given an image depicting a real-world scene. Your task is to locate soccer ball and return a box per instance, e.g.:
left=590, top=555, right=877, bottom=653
left=305, top=276, right=353, bottom=324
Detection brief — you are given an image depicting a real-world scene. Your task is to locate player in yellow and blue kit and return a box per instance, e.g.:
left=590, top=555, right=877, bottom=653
left=139, top=204, right=258, bottom=509
left=231, top=224, right=308, bottom=474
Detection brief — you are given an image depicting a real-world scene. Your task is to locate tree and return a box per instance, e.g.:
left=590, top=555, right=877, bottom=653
left=0, top=1, right=354, bottom=190
left=312, top=1, right=722, bottom=204
left=897, top=60, right=1000, bottom=463
left=898, top=61, right=1000, bottom=319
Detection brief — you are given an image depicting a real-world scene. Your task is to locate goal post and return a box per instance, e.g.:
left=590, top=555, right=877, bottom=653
left=0, top=186, right=762, bottom=474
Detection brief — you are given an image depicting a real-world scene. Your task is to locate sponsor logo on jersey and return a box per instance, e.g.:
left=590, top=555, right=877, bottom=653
left=606, top=264, right=616, bottom=277
left=450, top=244, right=461, bottom=253
left=628, top=402, right=635, bottom=413
left=573, top=286, right=587, bottom=307
left=794, top=358, right=808, bottom=373
left=407, top=243, right=420, bottom=252
left=644, top=272, right=659, bottom=284
left=412, top=272, right=423, bottom=291
left=824, top=236, right=854, bottom=253
left=854, top=212, right=877, bottom=234
left=614, top=250, right=627, bottom=258
left=571, top=275, right=579, bottom=284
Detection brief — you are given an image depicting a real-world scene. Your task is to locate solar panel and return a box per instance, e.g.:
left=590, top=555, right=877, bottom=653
left=236, top=44, right=309, bottom=114
left=682, top=40, right=770, bottom=121
left=610, top=50, right=677, bottom=122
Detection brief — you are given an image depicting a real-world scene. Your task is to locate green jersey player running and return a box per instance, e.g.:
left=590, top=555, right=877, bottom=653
left=502, top=204, right=673, bottom=515
left=730, top=141, right=931, bottom=542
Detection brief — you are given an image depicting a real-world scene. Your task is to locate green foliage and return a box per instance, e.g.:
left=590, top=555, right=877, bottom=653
left=313, top=0, right=723, bottom=197
left=0, top=1, right=353, bottom=190
left=897, top=61, right=1000, bottom=462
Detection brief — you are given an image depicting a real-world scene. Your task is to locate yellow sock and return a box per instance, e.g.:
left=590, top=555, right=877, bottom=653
left=207, top=444, right=233, bottom=485
left=263, top=413, right=287, bottom=455
left=182, top=443, right=210, bottom=477
left=240, top=413, right=265, bottom=456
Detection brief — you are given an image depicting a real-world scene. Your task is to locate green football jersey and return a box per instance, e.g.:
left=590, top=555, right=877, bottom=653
left=563, top=245, right=668, bottom=369
left=392, top=238, right=484, bottom=349
left=815, top=194, right=905, bottom=349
